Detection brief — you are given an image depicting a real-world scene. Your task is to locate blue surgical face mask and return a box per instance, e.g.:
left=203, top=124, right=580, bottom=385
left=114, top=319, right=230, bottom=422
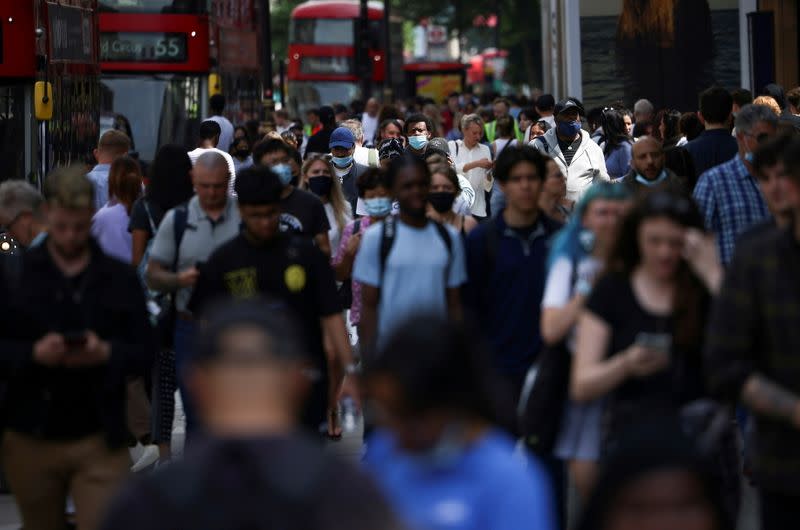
left=744, top=151, right=755, bottom=163
left=364, top=197, right=392, bottom=217
left=556, top=120, right=582, bottom=138
left=635, top=169, right=668, bottom=186
left=578, top=229, right=595, bottom=253
left=331, top=155, right=353, bottom=168
left=272, top=163, right=293, bottom=186
left=408, top=135, right=429, bottom=151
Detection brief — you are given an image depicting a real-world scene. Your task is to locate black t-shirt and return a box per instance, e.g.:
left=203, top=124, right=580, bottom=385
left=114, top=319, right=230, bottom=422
left=279, top=188, right=330, bottom=238
left=558, top=134, right=582, bottom=166
left=188, top=233, right=340, bottom=366
left=128, top=197, right=165, bottom=236
left=585, top=272, right=706, bottom=437
left=100, top=436, right=405, bottom=530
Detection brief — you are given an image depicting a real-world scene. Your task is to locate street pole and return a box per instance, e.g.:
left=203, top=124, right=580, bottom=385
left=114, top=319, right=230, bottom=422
left=359, top=0, right=371, bottom=101
left=494, top=0, right=501, bottom=51
left=383, top=0, right=392, bottom=102
left=259, top=0, right=274, bottom=115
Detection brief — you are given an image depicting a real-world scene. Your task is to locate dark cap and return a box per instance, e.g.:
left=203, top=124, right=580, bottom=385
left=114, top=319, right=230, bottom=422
left=427, top=137, right=450, bottom=153
left=193, top=297, right=306, bottom=364
left=554, top=97, right=585, bottom=117
left=329, top=127, right=356, bottom=149
left=536, top=94, right=556, bottom=111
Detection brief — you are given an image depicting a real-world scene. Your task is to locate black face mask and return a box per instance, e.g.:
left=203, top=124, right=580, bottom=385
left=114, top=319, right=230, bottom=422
left=428, top=191, right=456, bottom=213
left=236, top=149, right=251, bottom=158
left=307, top=176, right=333, bottom=198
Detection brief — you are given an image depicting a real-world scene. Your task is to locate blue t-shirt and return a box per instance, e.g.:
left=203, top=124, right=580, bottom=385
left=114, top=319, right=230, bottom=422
left=353, top=219, right=466, bottom=344
left=364, top=428, right=555, bottom=530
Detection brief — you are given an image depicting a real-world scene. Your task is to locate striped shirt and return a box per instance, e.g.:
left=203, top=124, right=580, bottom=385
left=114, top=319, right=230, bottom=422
left=692, top=155, right=770, bottom=265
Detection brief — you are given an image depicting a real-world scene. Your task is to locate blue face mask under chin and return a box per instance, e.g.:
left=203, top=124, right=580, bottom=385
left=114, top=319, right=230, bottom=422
left=272, top=163, right=293, bottom=186
left=745, top=151, right=755, bottom=163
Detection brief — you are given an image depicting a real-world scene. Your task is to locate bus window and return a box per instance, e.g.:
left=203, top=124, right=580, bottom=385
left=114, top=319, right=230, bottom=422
left=99, top=0, right=210, bottom=13
left=290, top=19, right=355, bottom=45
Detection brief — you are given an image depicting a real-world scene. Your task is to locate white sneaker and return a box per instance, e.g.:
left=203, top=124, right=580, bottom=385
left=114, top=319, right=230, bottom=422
left=130, top=443, right=160, bottom=473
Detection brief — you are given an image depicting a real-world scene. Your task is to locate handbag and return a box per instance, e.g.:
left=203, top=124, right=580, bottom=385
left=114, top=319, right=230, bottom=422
left=518, top=340, right=572, bottom=456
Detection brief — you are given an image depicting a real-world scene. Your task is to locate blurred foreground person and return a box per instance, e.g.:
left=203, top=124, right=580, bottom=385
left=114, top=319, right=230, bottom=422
left=102, top=299, right=403, bottom=530
left=576, top=420, right=733, bottom=530
left=364, top=316, right=556, bottom=530
left=1, top=167, right=154, bottom=530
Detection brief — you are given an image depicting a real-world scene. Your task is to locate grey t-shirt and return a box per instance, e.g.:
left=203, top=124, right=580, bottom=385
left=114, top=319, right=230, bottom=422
left=148, top=195, right=241, bottom=312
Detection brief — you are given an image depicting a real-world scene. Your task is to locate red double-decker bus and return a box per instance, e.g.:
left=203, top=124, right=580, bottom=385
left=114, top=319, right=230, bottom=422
left=98, top=0, right=261, bottom=163
left=286, top=0, right=403, bottom=117
left=0, top=1, right=101, bottom=182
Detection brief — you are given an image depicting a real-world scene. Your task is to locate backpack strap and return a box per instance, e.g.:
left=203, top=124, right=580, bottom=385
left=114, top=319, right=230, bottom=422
left=379, top=215, right=396, bottom=285
left=432, top=221, right=454, bottom=290
left=534, top=135, right=549, bottom=154
left=171, top=203, right=189, bottom=272
left=142, top=200, right=158, bottom=235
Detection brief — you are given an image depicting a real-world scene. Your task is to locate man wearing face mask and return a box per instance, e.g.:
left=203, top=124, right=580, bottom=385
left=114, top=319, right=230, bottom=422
left=329, top=127, right=368, bottom=215
left=531, top=98, right=609, bottom=203
left=253, top=139, right=331, bottom=256
left=404, top=114, right=434, bottom=158
left=693, top=104, right=778, bottom=265
left=619, top=136, right=686, bottom=195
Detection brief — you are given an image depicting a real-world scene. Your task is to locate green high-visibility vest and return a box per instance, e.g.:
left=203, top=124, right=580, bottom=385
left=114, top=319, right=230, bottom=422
left=485, top=119, right=523, bottom=143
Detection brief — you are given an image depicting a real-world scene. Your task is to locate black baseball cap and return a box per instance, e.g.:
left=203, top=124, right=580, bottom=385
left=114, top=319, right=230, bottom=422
left=554, top=97, right=586, bottom=117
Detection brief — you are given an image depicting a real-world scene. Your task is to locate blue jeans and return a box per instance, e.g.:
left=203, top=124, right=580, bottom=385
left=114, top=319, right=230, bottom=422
left=173, top=318, right=198, bottom=436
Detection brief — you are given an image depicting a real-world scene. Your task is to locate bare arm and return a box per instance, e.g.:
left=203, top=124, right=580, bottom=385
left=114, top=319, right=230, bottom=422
left=145, top=261, right=198, bottom=292
left=315, top=232, right=331, bottom=257
left=359, top=284, right=379, bottom=355
left=572, top=311, right=669, bottom=402
left=541, top=293, right=587, bottom=345
left=741, top=374, right=800, bottom=428
left=131, top=230, right=150, bottom=268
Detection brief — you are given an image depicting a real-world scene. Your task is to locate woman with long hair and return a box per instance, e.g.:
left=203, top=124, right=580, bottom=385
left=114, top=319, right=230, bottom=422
left=300, top=155, right=352, bottom=252
left=426, top=163, right=478, bottom=236
left=127, top=144, right=194, bottom=465
left=129, top=144, right=194, bottom=268
left=571, top=190, right=722, bottom=453
left=600, top=109, right=633, bottom=181
left=376, top=119, right=405, bottom=149
left=656, top=109, right=697, bottom=187
left=540, top=182, right=631, bottom=502
left=92, top=155, right=143, bottom=263
left=364, top=316, right=556, bottom=530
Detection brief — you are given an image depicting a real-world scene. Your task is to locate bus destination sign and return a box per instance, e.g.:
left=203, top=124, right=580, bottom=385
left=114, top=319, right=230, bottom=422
left=100, top=32, right=188, bottom=63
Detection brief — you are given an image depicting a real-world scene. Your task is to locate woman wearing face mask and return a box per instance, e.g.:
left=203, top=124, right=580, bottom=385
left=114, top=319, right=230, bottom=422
left=333, top=168, right=393, bottom=336
left=301, top=156, right=353, bottom=253
left=230, top=136, right=254, bottom=174
left=571, top=191, right=722, bottom=454
left=364, top=316, right=557, bottom=530
left=377, top=119, right=405, bottom=148
left=426, top=164, right=478, bottom=236
left=599, top=109, right=633, bottom=181
left=538, top=183, right=631, bottom=504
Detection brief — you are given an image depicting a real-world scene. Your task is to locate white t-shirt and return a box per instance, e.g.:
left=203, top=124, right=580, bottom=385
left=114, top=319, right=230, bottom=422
left=187, top=147, right=237, bottom=196
left=324, top=201, right=353, bottom=253
left=541, top=255, right=602, bottom=350
left=448, top=140, right=493, bottom=217
left=362, top=113, right=379, bottom=146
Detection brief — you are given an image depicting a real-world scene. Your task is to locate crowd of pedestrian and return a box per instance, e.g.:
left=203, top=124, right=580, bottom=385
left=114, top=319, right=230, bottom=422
left=1, top=80, right=800, bottom=530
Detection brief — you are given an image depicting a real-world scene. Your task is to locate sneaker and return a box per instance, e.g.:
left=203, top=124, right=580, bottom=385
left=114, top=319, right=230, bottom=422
left=130, top=443, right=160, bottom=473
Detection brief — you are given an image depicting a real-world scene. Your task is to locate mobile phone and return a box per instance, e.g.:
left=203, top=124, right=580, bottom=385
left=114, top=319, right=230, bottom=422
left=63, top=331, right=88, bottom=348
left=634, top=332, right=672, bottom=354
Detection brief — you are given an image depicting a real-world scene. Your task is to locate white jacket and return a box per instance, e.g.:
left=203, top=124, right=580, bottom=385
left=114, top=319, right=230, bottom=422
left=530, top=129, right=610, bottom=202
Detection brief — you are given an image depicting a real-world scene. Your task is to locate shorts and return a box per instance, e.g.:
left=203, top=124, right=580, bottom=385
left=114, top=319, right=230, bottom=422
left=553, top=399, right=604, bottom=461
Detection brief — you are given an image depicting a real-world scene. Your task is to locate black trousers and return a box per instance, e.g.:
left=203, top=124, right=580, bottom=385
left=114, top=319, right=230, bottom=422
left=761, top=489, right=800, bottom=530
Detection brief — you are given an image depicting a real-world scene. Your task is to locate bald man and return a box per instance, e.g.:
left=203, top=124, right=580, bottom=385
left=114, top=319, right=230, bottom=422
left=619, top=136, right=687, bottom=194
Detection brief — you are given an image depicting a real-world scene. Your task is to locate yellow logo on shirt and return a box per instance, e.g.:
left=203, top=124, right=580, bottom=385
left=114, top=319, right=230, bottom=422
left=284, top=265, right=306, bottom=292
left=223, top=267, right=258, bottom=298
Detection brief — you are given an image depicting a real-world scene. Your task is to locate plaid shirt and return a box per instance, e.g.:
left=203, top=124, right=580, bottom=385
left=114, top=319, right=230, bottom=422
left=704, top=225, right=800, bottom=494
left=692, top=155, right=770, bottom=264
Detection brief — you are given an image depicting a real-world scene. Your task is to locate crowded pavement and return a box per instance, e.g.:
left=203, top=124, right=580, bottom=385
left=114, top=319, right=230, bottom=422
left=4, top=4, right=800, bottom=525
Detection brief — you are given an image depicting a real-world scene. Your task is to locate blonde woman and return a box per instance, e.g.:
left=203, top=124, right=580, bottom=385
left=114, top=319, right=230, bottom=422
left=301, top=155, right=353, bottom=252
